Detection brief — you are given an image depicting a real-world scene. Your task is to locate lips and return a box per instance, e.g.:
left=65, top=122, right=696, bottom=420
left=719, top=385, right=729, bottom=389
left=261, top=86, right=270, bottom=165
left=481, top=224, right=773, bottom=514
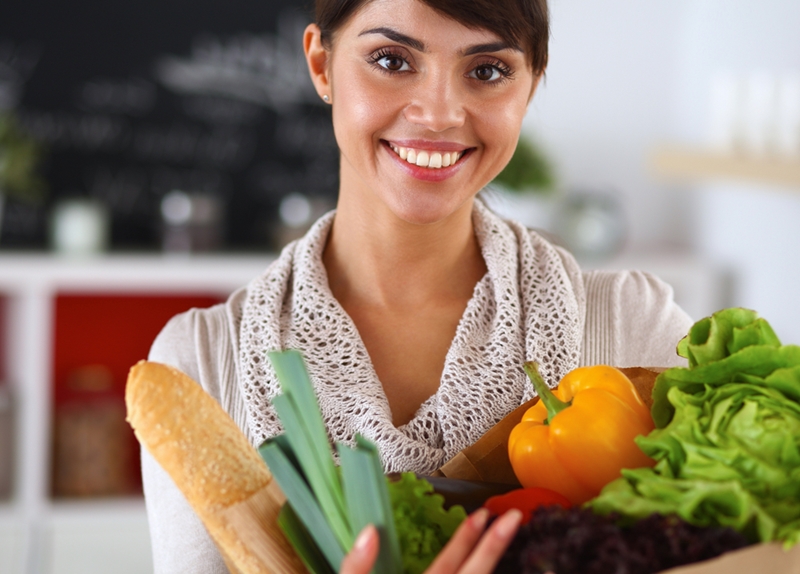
left=387, top=143, right=465, bottom=169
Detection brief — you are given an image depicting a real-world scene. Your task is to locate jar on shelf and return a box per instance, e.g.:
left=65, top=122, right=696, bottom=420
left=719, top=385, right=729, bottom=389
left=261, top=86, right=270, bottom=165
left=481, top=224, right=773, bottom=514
left=52, top=365, right=135, bottom=498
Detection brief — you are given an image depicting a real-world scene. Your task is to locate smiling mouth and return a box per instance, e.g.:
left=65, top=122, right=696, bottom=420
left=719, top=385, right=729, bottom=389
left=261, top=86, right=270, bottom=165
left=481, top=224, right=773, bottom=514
left=387, top=143, right=467, bottom=169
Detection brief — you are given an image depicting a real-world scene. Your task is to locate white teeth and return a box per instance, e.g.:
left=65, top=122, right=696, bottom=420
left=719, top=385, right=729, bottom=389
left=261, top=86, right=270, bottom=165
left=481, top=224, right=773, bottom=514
left=389, top=144, right=463, bottom=169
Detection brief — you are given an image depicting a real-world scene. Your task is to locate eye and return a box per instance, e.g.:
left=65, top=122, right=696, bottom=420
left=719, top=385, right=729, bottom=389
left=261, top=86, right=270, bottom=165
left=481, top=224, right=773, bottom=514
left=471, top=64, right=503, bottom=82
left=380, top=54, right=409, bottom=71
left=469, top=59, right=514, bottom=84
left=370, top=49, right=412, bottom=73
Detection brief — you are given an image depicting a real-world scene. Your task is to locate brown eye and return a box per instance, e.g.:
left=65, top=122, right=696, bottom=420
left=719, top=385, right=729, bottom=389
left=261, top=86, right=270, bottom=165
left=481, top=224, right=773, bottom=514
left=473, top=64, right=499, bottom=82
left=370, top=52, right=411, bottom=73
left=384, top=56, right=405, bottom=71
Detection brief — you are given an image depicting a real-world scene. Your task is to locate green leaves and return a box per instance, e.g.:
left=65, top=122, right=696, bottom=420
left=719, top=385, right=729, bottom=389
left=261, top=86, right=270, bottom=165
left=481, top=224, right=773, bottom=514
left=387, top=474, right=467, bottom=574
left=277, top=504, right=337, bottom=574
left=259, top=440, right=346, bottom=569
left=259, top=349, right=403, bottom=574
left=590, top=308, right=800, bottom=548
left=675, top=308, right=781, bottom=369
left=652, top=307, right=797, bottom=428
left=339, top=437, right=403, bottom=574
left=492, top=137, right=555, bottom=194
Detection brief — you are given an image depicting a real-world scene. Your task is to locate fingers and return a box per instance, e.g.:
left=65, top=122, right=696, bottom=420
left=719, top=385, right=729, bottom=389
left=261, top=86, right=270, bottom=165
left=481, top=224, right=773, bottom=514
left=339, top=524, right=379, bottom=574
left=457, top=509, right=522, bottom=574
left=339, top=509, right=522, bottom=574
left=425, top=509, right=490, bottom=573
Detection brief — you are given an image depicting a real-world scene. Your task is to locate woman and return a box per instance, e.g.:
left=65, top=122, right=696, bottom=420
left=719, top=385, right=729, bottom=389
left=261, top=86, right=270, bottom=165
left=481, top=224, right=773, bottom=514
left=143, top=0, right=692, bottom=571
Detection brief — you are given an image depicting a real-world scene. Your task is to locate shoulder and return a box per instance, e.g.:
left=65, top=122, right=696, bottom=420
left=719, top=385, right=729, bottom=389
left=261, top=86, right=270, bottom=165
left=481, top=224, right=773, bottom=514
left=582, top=269, right=693, bottom=368
left=583, top=268, right=684, bottom=315
left=148, top=287, right=247, bottom=402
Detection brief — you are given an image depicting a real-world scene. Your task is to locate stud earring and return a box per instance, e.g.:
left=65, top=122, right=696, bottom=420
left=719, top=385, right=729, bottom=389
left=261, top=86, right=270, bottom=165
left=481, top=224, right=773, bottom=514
left=322, top=94, right=330, bottom=103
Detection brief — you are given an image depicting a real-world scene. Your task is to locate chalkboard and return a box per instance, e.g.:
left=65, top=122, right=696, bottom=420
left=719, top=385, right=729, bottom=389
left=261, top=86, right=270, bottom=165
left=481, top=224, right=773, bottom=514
left=0, top=0, right=339, bottom=250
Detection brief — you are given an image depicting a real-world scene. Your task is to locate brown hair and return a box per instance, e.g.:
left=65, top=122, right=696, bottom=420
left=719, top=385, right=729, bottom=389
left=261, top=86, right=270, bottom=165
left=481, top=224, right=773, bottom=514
left=315, top=0, right=549, bottom=74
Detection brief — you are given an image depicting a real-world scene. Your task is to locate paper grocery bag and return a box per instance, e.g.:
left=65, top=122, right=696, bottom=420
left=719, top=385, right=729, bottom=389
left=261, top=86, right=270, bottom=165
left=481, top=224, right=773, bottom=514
left=435, top=366, right=662, bottom=484
left=661, top=541, right=800, bottom=573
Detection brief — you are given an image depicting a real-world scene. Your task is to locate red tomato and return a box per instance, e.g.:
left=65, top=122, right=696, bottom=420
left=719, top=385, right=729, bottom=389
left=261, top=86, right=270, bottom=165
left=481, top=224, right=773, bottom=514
left=483, top=487, right=572, bottom=523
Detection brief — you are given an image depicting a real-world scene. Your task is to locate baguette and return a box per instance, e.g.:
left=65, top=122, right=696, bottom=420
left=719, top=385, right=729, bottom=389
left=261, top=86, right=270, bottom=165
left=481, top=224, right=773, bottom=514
left=125, top=360, right=306, bottom=574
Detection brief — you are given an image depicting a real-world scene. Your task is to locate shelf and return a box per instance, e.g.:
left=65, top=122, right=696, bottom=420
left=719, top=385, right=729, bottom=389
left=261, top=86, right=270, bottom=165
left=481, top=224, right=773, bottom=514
left=0, top=253, right=279, bottom=574
left=651, top=146, right=800, bottom=189
left=0, top=252, right=276, bottom=293
left=47, top=497, right=146, bottom=519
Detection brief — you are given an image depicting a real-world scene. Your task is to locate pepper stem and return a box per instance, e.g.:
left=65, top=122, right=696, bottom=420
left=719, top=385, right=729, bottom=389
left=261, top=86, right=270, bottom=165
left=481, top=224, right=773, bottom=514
left=523, top=361, right=570, bottom=424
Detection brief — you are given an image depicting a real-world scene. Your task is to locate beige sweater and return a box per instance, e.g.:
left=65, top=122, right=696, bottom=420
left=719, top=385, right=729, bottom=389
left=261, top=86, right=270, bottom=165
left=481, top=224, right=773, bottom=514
left=142, top=206, right=692, bottom=573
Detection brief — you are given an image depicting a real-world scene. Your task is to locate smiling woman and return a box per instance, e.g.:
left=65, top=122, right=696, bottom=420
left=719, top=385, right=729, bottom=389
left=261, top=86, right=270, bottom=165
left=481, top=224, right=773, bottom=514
left=308, top=0, right=541, bottom=226
left=140, top=1, right=694, bottom=573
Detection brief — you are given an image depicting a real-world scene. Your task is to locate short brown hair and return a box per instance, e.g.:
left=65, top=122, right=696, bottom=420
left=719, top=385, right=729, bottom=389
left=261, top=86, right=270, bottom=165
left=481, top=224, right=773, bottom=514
left=315, top=0, right=549, bottom=74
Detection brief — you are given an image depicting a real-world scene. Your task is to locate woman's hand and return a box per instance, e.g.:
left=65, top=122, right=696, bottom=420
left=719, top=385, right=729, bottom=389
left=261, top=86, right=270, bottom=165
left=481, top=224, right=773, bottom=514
left=339, top=508, right=522, bottom=574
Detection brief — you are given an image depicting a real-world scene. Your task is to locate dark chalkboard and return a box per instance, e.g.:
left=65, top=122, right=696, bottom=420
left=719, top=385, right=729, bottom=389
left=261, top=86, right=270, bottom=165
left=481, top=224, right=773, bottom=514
left=1, top=0, right=339, bottom=250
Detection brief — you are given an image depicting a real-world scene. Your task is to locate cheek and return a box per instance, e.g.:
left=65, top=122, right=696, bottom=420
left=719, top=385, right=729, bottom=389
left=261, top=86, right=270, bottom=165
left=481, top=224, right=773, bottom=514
left=332, top=72, right=400, bottom=146
left=473, top=95, right=529, bottom=162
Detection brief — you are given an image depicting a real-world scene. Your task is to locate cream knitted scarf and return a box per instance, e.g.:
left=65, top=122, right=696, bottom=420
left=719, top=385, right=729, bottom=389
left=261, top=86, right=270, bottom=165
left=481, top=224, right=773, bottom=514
left=238, top=200, right=586, bottom=474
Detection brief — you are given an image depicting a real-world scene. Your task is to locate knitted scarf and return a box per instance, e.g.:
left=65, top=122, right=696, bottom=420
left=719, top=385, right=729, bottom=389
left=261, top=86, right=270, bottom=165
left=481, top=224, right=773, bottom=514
left=238, top=200, right=585, bottom=473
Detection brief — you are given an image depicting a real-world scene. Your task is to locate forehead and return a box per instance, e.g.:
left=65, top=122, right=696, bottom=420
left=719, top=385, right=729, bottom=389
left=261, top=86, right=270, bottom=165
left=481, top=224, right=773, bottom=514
left=339, top=0, right=506, bottom=46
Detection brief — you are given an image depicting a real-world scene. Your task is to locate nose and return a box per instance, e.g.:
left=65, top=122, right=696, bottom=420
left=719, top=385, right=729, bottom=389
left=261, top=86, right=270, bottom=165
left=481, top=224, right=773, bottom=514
left=403, top=70, right=467, bottom=132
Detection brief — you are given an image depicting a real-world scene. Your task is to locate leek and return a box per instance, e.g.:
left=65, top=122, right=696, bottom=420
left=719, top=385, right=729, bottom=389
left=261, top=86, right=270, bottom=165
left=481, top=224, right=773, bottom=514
left=277, top=504, right=336, bottom=574
left=339, top=437, right=403, bottom=574
left=262, top=349, right=404, bottom=573
left=259, top=440, right=346, bottom=569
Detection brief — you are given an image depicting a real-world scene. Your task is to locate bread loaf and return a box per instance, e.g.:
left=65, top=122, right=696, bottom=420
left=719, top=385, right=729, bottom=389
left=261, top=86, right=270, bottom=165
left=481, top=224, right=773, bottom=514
left=125, top=360, right=305, bottom=574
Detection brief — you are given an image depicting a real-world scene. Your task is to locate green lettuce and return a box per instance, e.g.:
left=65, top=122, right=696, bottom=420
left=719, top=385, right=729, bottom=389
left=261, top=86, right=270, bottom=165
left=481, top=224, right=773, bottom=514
left=590, top=308, right=800, bottom=547
left=388, top=473, right=467, bottom=574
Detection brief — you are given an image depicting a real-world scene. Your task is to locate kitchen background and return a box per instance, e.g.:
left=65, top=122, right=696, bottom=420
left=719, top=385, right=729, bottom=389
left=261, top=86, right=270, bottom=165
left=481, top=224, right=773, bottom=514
left=0, top=0, right=798, bottom=572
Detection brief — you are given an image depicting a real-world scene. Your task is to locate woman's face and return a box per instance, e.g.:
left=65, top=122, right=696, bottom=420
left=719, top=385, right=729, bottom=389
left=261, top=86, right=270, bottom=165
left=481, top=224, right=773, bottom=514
left=305, top=0, right=539, bottom=226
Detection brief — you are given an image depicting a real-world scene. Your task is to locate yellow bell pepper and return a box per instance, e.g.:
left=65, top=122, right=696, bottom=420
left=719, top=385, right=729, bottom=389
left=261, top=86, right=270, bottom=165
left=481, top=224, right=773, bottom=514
left=508, top=362, right=655, bottom=504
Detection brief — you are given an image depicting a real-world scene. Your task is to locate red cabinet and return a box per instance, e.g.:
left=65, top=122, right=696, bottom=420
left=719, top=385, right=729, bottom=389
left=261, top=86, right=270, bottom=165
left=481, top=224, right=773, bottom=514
left=51, top=293, right=223, bottom=498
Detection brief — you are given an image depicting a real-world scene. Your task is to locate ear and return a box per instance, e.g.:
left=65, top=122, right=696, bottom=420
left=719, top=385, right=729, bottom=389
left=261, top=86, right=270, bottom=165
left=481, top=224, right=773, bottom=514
left=304, top=23, right=331, bottom=100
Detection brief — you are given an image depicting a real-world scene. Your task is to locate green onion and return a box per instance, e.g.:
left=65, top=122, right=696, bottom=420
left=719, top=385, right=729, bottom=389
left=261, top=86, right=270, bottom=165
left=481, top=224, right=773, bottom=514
left=339, top=437, right=403, bottom=574
left=268, top=350, right=353, bottom=550
left=262, top=349, right=404, bottom=573
left=259, top=440, right=346, bottom=570
left=277, top=504, right=336, bottom=574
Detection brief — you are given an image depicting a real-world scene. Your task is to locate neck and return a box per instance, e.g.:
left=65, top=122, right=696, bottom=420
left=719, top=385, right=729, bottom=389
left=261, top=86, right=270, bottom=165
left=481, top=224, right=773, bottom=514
left=323, top=195, right=486, bottom=308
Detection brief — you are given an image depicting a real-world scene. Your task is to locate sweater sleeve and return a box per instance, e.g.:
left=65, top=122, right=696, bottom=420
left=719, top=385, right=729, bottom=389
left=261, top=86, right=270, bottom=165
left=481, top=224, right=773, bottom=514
left=142, top=308, right=231, bottom=574
left=581, top=270, right=693, bottom=368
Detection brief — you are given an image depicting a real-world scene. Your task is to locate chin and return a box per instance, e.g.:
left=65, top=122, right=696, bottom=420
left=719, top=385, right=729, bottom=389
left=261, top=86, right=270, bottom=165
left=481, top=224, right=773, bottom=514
left=385, top=189, right=472, bottom=226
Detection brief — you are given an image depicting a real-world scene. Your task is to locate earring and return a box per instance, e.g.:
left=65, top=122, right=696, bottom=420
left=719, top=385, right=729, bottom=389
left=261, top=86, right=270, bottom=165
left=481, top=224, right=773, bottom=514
left=322, top=94, right=330, bottom=103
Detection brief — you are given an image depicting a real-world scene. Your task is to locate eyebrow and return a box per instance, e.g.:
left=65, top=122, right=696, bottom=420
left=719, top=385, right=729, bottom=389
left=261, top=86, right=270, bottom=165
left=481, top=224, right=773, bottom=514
left=359, top=27, right=425, bottom=51
left=462, top=42, right=521, bottom=56
left=358, top=27, right=521, bottom=56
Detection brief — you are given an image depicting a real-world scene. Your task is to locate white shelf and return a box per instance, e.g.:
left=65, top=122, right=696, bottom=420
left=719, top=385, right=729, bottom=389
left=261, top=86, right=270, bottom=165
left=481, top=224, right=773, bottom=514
left=651, top=146, right=800, bottom=189
left=0, top=252, right=276, bottom=574
left=0, top=252, right=275, bottom=292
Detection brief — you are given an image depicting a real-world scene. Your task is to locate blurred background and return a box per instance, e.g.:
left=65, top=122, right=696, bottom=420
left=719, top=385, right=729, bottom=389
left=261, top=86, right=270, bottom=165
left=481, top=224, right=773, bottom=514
left=0, top=0, right=798, bottom=572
